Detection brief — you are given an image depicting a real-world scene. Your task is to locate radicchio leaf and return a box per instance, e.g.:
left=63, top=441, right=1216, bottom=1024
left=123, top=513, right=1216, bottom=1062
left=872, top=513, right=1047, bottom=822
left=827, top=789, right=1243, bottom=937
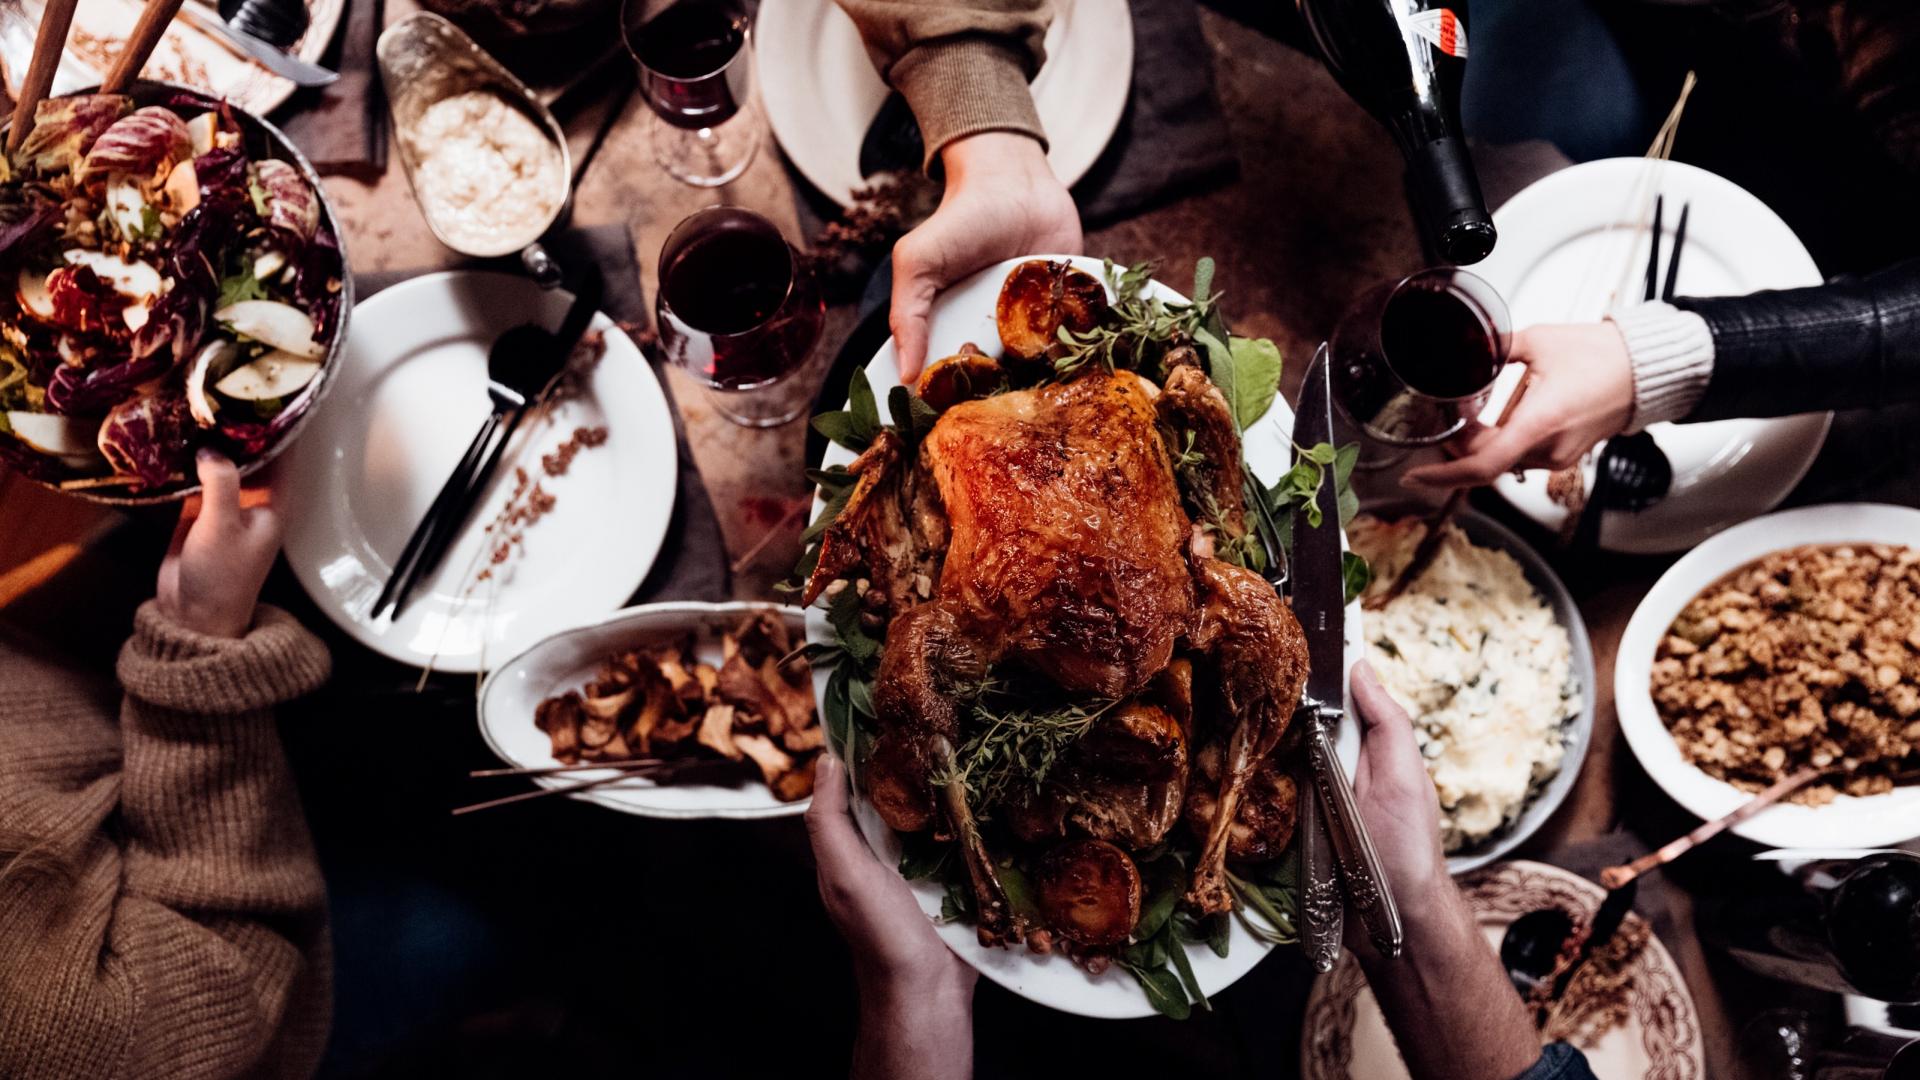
left=46, top=348, right=169, bottom=415
left=0, top=185, right=58, bottom=265
left=291, top=227, right=343, bottom=346
left=12, top=95, right=133, bottom=175
left=97, top=388, right=193, bottom=488
left=43, top=265, right=131, bottom=338
left=193, top=146, right=252, bottom=204
left=253, top=159, right=318, bottom=246
left=81, top=107, right=192, bottom=181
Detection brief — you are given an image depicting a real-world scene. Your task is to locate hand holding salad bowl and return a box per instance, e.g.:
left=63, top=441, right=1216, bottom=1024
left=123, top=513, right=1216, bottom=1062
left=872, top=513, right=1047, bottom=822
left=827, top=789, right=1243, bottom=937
left=0, top=85, right=348, bottom=502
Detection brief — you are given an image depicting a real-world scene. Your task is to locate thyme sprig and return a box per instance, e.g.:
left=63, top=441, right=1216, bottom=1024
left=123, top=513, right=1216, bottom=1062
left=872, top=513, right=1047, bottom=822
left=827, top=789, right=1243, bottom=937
left=935, top=682, right=1120, bottom=814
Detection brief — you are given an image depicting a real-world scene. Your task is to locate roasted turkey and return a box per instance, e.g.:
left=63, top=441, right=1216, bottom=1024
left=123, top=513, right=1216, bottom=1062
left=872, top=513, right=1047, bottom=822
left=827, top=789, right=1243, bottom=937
left=805, top=261, right=1312, bottom=948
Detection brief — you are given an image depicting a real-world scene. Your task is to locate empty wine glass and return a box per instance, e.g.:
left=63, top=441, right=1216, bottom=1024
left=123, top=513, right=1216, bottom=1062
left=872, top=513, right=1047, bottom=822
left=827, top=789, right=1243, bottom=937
left=655, top=206, right=824, bottom=427
left=1327, top=267, right=1511, bottom=465
left=621, top=0, right=759, bottom=187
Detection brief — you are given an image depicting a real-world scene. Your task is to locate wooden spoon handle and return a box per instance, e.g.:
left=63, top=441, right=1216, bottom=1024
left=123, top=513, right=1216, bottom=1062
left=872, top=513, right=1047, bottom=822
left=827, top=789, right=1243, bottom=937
left=102, top=0, right=190, bottom=94
left=1598, top=765, right=1825, bottom=889
left=6, top=0, right=82, bottom=154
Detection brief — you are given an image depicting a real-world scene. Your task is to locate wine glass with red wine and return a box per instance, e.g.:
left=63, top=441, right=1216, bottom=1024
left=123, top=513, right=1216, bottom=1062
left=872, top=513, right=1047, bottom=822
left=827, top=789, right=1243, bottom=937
left=621, top=0, right=759, bottom=187
left=1327, top=267, right=1511, bottom=465
left=655, top=206, right=825, bottom=427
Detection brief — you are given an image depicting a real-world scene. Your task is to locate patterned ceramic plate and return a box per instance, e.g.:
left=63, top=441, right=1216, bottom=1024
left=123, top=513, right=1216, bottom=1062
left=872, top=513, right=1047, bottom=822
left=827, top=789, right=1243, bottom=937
left=1303, top=860, right=1705, bottom=1080
left=2, top=0, right=345, bottom=117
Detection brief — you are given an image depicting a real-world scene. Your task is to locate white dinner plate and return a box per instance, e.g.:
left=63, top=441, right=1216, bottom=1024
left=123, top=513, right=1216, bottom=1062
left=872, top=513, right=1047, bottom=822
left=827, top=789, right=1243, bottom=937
left=1304, top=860, right=1705, bottom=1080
left=753, top=0, right=1134, bottom=207
left=477, top=602, right=811, bottom=819
left=1475, top=158, right=1831, bottom=554
left=1616, top=503, right=1920, bottom=848
left=804, top=254, right=1362, bottom=1019
left=8, top=0, right=346, bottom=117
left=278, top=272, right=678, bottom=673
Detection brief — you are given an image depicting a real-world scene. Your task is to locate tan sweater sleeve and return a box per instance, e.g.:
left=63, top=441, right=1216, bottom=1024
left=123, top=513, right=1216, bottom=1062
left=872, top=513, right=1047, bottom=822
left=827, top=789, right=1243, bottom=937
left=0, top=602, right=333, bottom=1080
left=832, top=0, right=1053, bottom=169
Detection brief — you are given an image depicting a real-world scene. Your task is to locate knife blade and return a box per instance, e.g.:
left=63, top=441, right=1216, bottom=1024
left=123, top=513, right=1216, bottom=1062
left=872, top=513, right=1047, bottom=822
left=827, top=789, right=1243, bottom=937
left=179, top=2, right=338, bottom=87
left=1291, top=348, right=1404, bottom=959
left=858, top=91, right=923, bottom=178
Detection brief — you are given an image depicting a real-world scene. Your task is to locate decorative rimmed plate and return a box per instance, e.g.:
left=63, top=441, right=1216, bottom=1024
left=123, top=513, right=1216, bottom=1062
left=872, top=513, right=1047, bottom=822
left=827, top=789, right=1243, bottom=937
left=278, top=271, right=678, bottom=674
left=805, top=254, right=1362, bottom=1019
left=1357, top=504, right=1598, bottom=875
left=753, top=0, right=1134, bottom=207
left=1303, top=859, right=1705, bottom=1080
left=1615, top=503, right=1920, bottom=848
left=477, top=602, right=811, bottom=820
left=7, top=0, right=346, bottom=117
left=1474, top=158, right=1830, bottom=555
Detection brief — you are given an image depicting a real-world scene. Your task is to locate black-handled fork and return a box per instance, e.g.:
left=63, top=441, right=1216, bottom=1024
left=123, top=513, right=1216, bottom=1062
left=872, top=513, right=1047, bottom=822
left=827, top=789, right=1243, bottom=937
left=371, top=267, right=606, bottom=621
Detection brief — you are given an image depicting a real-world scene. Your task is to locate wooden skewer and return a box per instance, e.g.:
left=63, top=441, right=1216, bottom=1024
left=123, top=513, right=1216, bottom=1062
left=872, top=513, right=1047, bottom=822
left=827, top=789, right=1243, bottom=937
left=7, top=0, right=82, bottom=154
left=1598, top=765, right=1825, bottom=890
left=102, top=0, right=190, bottom=94
left=468, top=757, right=668, bottom=779
left=1365, top=371, right=1535, bottom=610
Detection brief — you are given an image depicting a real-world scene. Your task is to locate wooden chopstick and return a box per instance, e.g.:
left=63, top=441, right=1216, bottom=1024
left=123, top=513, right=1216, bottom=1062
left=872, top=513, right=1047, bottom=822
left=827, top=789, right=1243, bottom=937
left=451, top=758, right=750, bottom=815
left=7, top=0, right=82, bottom=154
left=1364, top=372, right=1535, bottom=610
left=468, top=757, right=668, bottom=779
left=452, top=770, right=640, bottom=815
left=102, top=0, right=190, bottom=94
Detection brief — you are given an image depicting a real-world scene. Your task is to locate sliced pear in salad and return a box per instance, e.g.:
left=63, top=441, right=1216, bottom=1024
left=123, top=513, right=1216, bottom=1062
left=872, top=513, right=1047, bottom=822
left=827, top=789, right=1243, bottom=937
left=6, top=410, right=101, bottom=460
left=214, top=350, right=321, bottom=402
left=185, top=339, right=239, bottom=426
left=16, top=268, right=54, bottom=320
left=214, top=299, right=325, bottom=360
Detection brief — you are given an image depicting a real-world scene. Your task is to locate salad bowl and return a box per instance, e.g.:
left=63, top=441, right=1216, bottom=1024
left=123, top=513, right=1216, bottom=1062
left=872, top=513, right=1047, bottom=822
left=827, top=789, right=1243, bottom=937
left=0, top=80, right=351, bottom=504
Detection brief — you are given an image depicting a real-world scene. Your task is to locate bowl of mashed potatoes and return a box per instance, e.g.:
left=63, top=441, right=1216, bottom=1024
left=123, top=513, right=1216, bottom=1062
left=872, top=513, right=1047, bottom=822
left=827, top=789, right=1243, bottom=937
left=1350, top=509, right=1595, bottom=874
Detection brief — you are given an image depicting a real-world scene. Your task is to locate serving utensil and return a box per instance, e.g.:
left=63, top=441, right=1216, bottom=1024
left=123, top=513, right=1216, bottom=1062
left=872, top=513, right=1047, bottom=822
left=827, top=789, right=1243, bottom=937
left=1500, top=765, right=1826, bottom=1009
left=6, top=0, right=80, bottom=153
left=103, top=0, right=191, bottom=93
left=179, top=0, right=337, bottom=86
left=1292, top=348, right=1404, bottom=960
left=453, top=757, right=749, bottom=815
left=372, top=265, right=604, bottom=620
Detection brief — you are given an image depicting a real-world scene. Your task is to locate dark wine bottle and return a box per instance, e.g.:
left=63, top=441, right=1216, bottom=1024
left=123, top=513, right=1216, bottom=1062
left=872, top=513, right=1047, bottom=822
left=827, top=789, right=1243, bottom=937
left=1710, top=853, right=1920, bottom=1004
left=1295, top=0, right=1497, bottom=264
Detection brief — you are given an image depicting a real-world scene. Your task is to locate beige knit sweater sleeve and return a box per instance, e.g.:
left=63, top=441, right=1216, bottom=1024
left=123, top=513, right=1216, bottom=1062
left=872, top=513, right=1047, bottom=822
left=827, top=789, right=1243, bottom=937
left=831, top=0, right=1053, bottom=169
left=0, top=602, right=333, bottom=1080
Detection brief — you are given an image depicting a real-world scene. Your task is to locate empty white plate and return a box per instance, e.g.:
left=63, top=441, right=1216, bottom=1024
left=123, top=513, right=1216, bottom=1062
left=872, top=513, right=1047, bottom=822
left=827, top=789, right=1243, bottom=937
left=277, top=271, right=678, bottom=673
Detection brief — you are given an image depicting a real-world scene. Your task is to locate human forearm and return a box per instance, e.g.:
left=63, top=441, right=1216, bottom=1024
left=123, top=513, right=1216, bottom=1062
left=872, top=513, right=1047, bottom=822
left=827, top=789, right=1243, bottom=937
left=1675, top=256, right=1920, bottom=422
left=850, top=966, right=976, bottom=1080
left=1357, top=881, right=1542, bottom=1080
left=832, top=0, right=1050, bottom=170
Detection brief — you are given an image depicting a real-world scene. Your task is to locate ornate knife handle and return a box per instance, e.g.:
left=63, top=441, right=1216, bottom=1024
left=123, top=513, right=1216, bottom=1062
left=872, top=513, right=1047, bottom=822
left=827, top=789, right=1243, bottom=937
left=1304, top=699, right=1405, bottom=959
left=1297, top=751, right=1343, bottom=973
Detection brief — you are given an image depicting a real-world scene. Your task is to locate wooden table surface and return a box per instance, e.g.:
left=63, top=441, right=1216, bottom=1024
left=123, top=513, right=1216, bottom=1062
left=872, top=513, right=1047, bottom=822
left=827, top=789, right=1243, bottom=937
left=0, top=5, right=1781, bottom=1074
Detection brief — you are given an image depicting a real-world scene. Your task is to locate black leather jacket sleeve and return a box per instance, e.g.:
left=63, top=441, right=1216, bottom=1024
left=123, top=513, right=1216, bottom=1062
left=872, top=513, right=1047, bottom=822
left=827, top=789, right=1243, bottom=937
left=1673, top=258, right=1920, bottom=422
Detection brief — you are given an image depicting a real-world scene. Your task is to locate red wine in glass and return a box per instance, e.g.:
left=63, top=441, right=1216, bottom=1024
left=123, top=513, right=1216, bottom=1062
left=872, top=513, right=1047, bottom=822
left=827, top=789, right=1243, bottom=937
left=634, top=1, right=747, bottom=130
left=656, top=207, right=824, bottom=425
left=622, top=0, right=759, bottom=186
left=1329, top=267, right=1510, bottom=451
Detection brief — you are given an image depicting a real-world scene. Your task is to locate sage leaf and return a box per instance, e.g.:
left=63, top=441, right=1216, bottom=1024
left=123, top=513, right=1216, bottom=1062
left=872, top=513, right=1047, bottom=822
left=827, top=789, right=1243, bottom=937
left=1126, top=962, right=1192, bottom=1020
left=1223, top=335, right=1283, bottom=431
left=1343, top=550, right=1373, bottom=605
left=1166, top=936, right=1210, bottom=1012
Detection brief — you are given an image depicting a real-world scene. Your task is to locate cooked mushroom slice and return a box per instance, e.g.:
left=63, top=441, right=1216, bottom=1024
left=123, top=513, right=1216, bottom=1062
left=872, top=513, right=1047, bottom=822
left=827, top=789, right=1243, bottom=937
left=697, top=702, right=741, bottom=760
left=995, top=259, right=1108, bottom=362
left=915, top=344, right=1005, bottom=411
left=534, top=692, right=584, bottom=764
left=1033, top=839, right=1143, bottom=948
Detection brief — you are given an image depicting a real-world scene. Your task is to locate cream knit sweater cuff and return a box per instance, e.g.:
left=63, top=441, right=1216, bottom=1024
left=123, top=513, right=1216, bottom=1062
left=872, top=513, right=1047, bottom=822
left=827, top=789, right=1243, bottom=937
left=1607, top=301, right=1716, bottom=431
left=889, top=37, right=1048, bottom=173
left=118, top=602, right=331, bottom=715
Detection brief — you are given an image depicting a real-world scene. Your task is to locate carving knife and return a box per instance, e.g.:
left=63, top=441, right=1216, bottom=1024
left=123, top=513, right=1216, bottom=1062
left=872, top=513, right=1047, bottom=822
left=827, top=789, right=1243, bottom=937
left=1290, top=347, right=1404, bottom=959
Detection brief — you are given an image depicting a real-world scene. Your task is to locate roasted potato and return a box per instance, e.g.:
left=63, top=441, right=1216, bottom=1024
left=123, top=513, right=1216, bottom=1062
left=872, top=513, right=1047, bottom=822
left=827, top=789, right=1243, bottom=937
left=1079, top=701, right=1186, bottom=781
left=1034, top=838, right=1143, bottom=947
left=916, top=344, right=1005, bottom=411
left=995, top=259, right=1107, bottom=362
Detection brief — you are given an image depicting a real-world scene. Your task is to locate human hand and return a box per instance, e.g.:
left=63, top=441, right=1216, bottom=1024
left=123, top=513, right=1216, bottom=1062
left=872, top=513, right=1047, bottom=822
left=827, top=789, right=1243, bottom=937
left=1347, top=661, right=1447, bottom=903
left=155, top=451, right=282, bottom=638
left=806, top=753, right=974, bottom=996
left=890, top=131, right=1082, bottom=382
left=1401, top=322, right=1634, bottom=490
